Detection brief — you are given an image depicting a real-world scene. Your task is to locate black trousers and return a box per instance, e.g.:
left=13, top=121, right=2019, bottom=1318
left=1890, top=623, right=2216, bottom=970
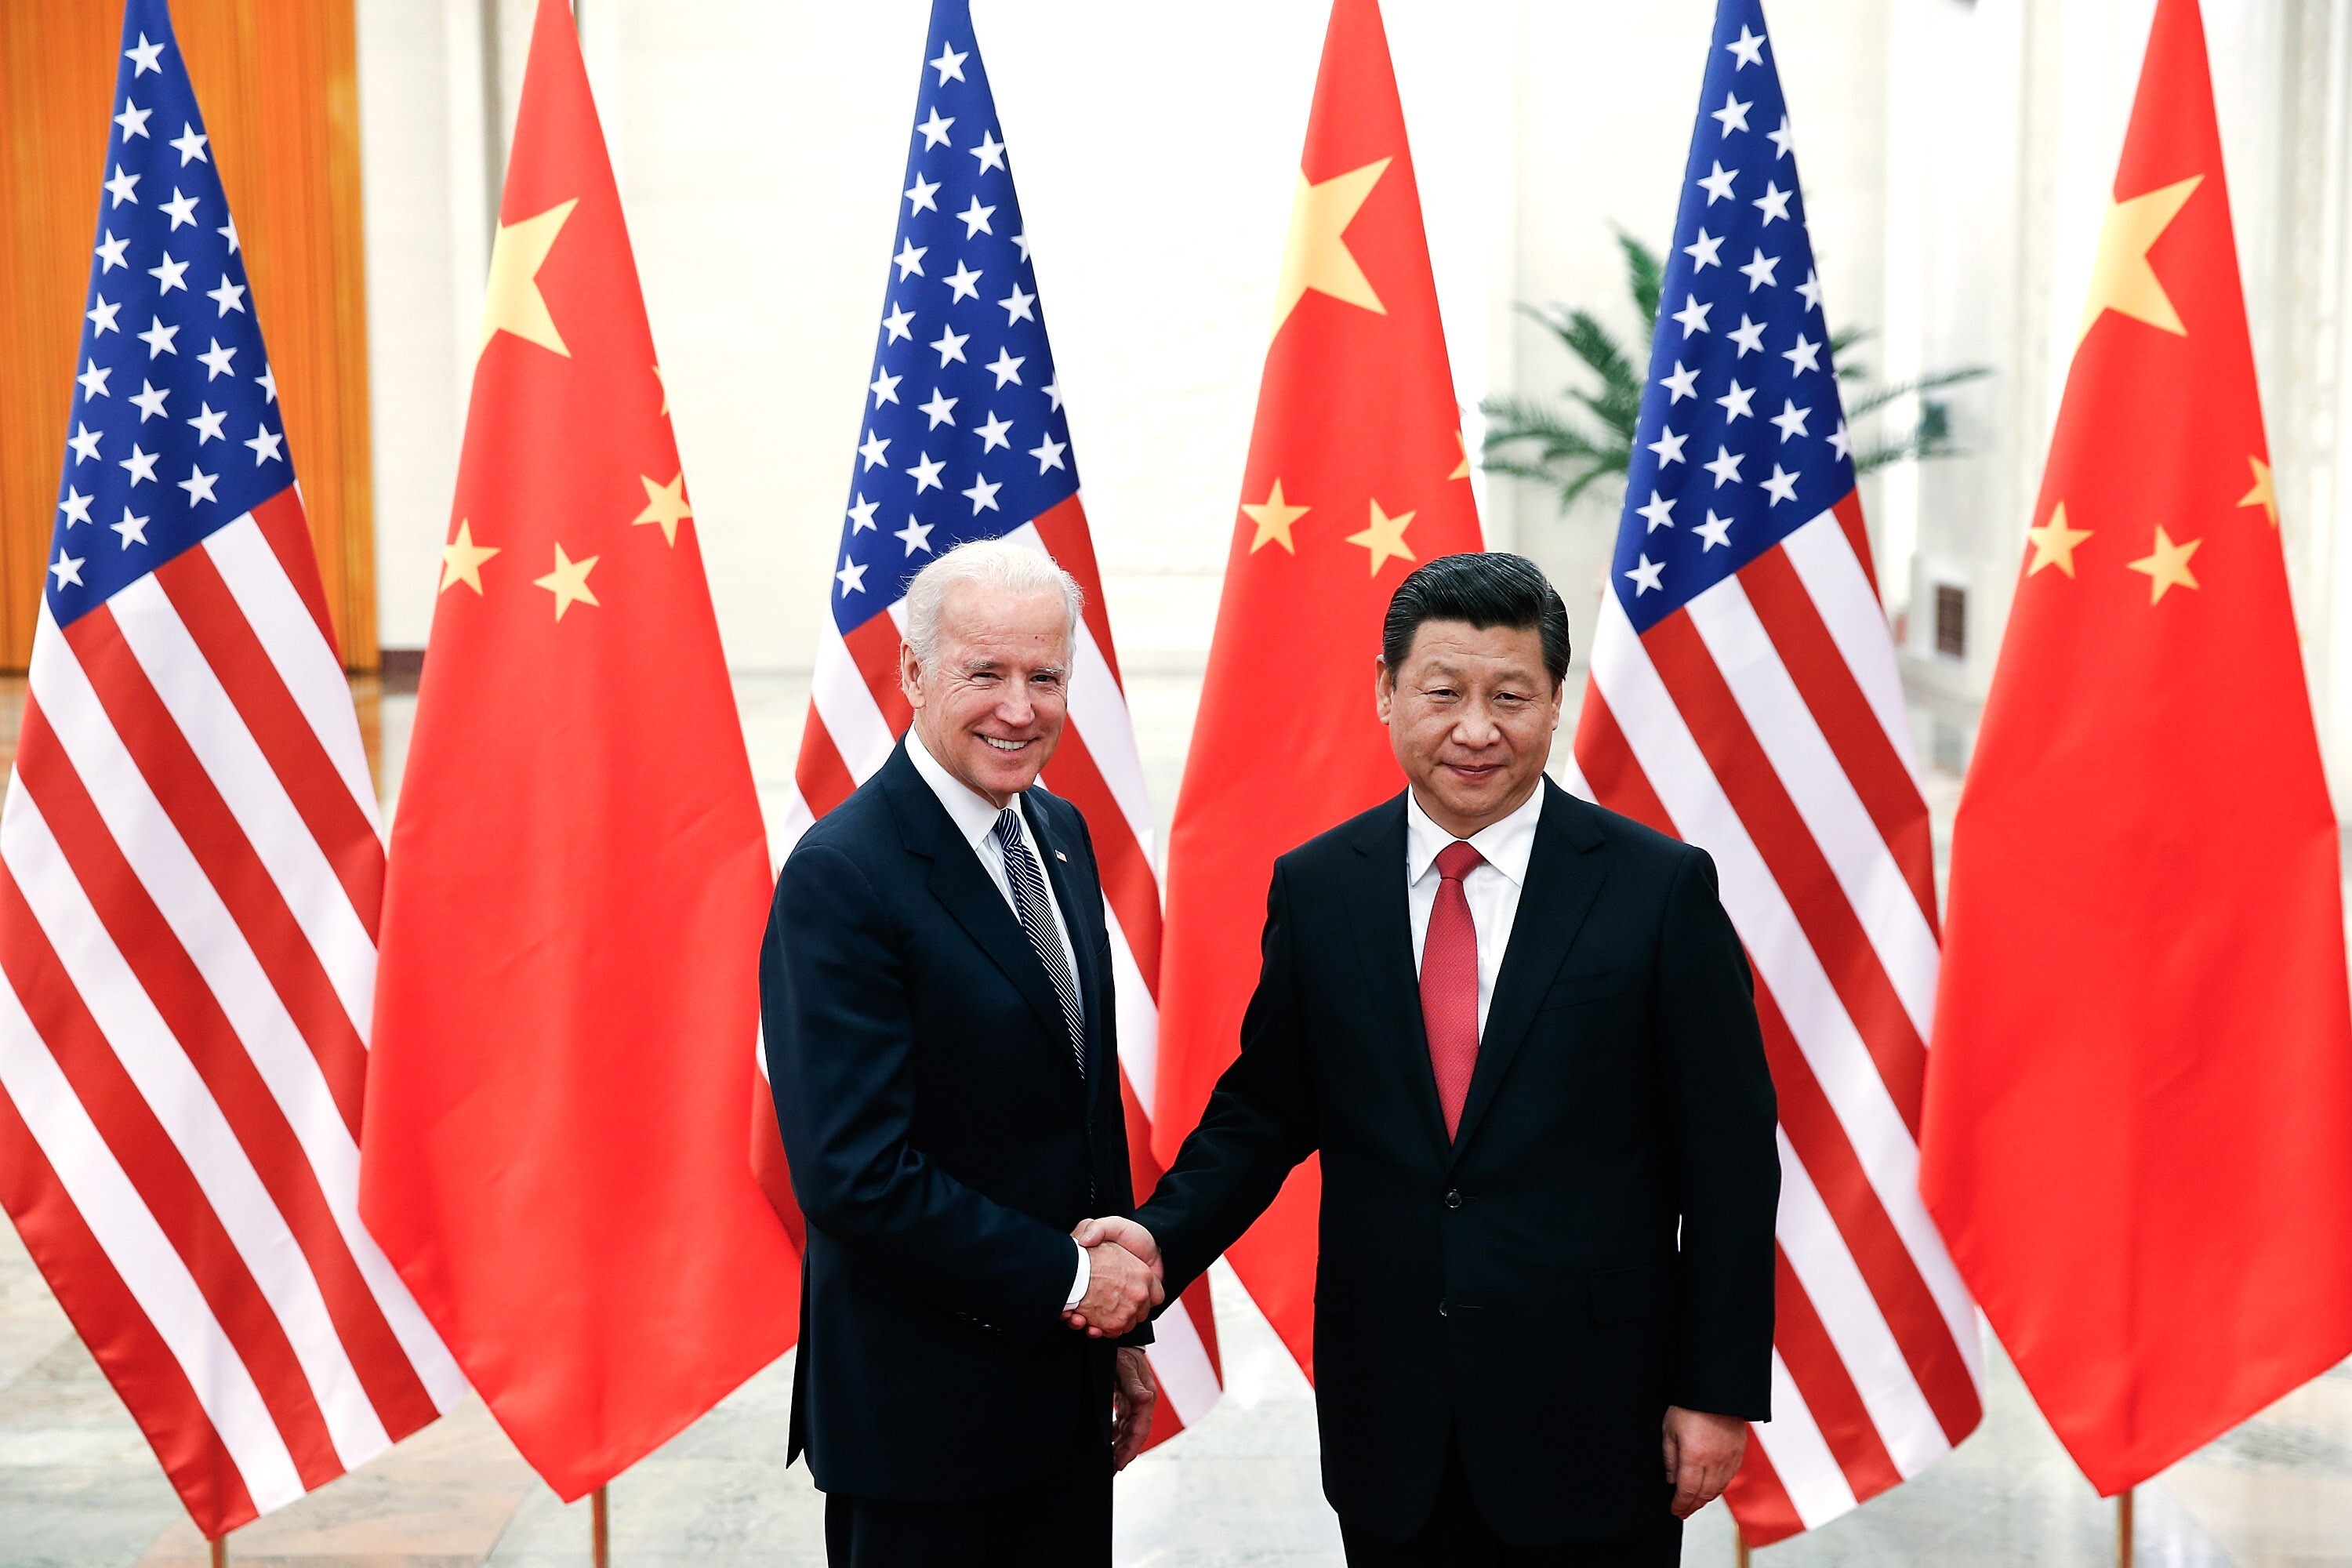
left=1341, top=1436, right=1683, bottom=1568
left=822, top=1442, right=1112, bottom=1568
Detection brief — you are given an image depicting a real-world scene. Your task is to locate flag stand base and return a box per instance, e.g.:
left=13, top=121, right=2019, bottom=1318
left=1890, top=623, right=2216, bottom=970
left=2117, top=1488, right=2134, bottom=1566
left=592, top=1485, right=609, bottom=1568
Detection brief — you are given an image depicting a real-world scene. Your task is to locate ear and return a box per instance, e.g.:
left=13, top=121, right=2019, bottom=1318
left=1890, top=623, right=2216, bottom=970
left=899, top=640, right=925, bottom=710
left=1374, top=656, right=1396, bottom=724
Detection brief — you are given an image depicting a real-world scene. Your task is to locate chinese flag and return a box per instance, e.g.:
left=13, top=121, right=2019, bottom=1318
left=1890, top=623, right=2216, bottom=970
left=1152, top=0, right=1481, bottom=1376
left=359, top=0, right=797, bottom=1497
left=1921, top=0, right=2352, bottom=1494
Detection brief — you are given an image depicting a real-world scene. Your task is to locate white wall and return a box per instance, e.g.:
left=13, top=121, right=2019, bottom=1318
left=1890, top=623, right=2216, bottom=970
left=355, top=2, right=1909, bottom=675
left=354, top=0, right=462, bottom=657
left=1882, top=0, right=2339, bottom=755
left=356, top=0, right=2352, bottom=807
left=359, top=0, right=1526, bottom=671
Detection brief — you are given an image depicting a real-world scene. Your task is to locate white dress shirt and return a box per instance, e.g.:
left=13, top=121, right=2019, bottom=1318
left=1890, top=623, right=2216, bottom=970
left=906, top=730, right=1094, bottom=1311
left=1405, top=783, right=1545, bottom=1038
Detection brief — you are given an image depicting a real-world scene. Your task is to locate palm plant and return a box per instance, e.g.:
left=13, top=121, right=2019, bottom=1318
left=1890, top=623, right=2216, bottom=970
left=1483, top=232, right=1989, bottom=511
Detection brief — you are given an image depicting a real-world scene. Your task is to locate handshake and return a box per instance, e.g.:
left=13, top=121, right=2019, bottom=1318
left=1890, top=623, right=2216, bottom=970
left=1064, top=1216, right=1162, bottom=1338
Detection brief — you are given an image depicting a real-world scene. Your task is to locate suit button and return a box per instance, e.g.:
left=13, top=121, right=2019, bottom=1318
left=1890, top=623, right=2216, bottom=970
left=1444, top=1189, right=1463, bottom=1210
left=1439, top=1299, right=1450, bottom=1318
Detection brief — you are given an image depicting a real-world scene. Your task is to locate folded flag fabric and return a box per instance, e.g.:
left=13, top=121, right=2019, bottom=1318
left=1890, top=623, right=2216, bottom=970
left=1923, top=0, right=2352, bottom=1497
left=361, top=0, right=797, bottom=1500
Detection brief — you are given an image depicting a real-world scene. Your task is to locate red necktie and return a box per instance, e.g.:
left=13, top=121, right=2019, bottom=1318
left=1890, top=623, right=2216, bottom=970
left=1421, top=840, right=1485, bottom=1140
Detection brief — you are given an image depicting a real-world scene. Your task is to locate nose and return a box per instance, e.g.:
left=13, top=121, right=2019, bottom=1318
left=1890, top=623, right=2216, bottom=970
left=1454, top=702, right=1502, bottom=749
left=997, top=679, right=1037, bottom=728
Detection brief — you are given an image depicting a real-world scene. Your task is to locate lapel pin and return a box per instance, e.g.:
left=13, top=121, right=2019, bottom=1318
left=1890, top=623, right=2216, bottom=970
left=1054, top=851, right=1067, bottom=862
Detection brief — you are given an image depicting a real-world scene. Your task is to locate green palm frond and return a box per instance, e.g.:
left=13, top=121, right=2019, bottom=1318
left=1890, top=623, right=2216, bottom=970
left=1519, top=305, right=1642, bottom=397
left=1617, top=230, right=1664, bottom=325
left=1481, top=395, right=1607, bottom=452
left=1568, top=382, right=1646, bottom=445
left=1852, top=439, right=1921, bottom=475
left=1553, top=463, right=1635, bottom=510
left=1851, top=394, right=1970, bottom=474
left=1480, top=397, right=1632, bottom=469
left=1479, top=231, right=1994, bottom=513
left=1842, top=366, right=1993, bottom=421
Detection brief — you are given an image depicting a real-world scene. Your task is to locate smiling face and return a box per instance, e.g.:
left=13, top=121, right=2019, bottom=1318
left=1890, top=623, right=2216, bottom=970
left=1377, top=619, right=1563, bottom=837
left=902, top=579, right=1073, bottom=807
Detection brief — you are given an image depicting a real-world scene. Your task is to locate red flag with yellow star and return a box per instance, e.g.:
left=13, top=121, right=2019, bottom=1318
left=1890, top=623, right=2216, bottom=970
left=1921, top=0, right=2352, bottom=1494
left=1152, top=0, right=1481, bottom=1375
left=358, top=0, right=797, bottom=1497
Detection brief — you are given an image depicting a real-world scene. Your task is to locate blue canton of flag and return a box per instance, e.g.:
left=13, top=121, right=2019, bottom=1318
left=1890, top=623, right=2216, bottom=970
left=831, top=0, right=1076, bottom=632
left=1613, top=1, right=1856, bottom=633
left=1575, top=5, right=1980, bottom=1542
left=49, top=0, right=285, bottom=631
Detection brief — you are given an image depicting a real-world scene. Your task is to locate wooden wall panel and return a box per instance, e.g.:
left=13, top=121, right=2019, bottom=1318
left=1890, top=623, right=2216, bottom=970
left=0, top=5, right=116, bottom=670
left=0, top=0, right=377, bottom=672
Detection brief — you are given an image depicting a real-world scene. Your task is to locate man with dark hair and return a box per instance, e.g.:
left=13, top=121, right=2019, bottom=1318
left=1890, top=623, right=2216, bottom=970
left=1077, top=552, right=1779, bottom=1566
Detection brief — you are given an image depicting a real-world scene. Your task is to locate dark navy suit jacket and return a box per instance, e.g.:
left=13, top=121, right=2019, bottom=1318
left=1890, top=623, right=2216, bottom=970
left=1137, top=781, right=1778, bottom=1543
left=760, top=738, right=1144, bottom=1503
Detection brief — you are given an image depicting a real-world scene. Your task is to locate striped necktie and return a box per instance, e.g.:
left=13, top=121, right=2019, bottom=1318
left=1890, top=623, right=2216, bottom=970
left=993, top=808, right=1086, bottom=1076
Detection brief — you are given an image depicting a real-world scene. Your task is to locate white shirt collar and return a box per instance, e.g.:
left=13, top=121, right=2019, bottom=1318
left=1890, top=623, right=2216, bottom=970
left=906, top=727, right=1014, bottom=852
left=1405, top=780, right=1545, bottom=888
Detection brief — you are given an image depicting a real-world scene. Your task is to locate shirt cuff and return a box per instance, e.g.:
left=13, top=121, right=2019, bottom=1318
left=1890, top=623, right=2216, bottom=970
left=1065, top=1240, right=1090, bottom=1310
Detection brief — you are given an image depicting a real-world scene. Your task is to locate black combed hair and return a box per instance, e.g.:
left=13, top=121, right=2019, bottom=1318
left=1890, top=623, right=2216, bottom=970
left=1380, top=552, right=1571, bottom=688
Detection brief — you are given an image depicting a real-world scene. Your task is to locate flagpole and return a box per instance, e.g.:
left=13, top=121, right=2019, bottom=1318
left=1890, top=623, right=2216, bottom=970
left=1735, top=1528, right=1751, bottom=1566
left=2116, top=1489, right=2134, bottom=1566
left=592, top=1484, right=609, bottom=1568
left=209, top=1537, right=226, bottom=1568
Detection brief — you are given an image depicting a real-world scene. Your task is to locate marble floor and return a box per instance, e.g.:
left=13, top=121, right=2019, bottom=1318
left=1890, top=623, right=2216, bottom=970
left=2, top=670, right=2349, bottom=1566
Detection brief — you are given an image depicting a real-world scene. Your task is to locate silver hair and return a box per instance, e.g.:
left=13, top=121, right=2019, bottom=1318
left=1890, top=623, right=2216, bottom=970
left=902, top=539, right=1084, bottom=666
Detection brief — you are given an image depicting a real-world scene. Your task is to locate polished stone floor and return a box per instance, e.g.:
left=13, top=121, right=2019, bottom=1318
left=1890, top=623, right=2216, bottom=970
left=2, top=670, right=2349, bottom=1566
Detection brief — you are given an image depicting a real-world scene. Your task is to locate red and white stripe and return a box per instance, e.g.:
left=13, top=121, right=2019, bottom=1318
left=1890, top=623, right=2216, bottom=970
left=0, top=489, right=465, bottom=1538
left=759, top=494, right=1223, bottom=1443
left=1569, top=495, right=1983, bottom=1543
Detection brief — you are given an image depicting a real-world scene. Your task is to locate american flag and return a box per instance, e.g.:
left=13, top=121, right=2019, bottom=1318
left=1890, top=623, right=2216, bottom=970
left=760, top=0, right=1222, bottom=1439
left=1567, top=2, right=1984, bottom=1541
left=0, top=0, right=461, bottom=1537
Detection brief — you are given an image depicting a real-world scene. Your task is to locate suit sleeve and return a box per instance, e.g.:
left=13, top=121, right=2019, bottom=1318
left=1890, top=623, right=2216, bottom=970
left=1068, top=804, right=1153, bottom=1349
left=1657, top=845, right=1780, bottom=1419
left=1134, top=858, right=1320, bottom=1298
left=762, top=840, right=1078, bottom=1343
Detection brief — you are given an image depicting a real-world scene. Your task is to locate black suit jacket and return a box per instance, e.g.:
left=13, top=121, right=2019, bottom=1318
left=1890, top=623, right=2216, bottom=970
left=1138, top=780, right=1777, bottom=1543
left=760, top=739, right=1144, bottom=1503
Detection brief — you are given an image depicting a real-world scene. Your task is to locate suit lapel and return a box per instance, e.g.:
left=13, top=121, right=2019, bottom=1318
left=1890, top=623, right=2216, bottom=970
left=1447, top=781, right=1608, bottom=1164
left=1025, top=793, right=1105, bottom=1097
left=1345, top=797, right=1451, bottom=1158
left=880, top=745, right=1069, bottom=1051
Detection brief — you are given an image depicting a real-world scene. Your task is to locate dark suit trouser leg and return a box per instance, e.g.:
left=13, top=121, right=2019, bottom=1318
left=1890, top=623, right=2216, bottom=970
left=1339, top=1436, right=1682, bottom=1568
left=822, top=1443, right=1112, bottom=1568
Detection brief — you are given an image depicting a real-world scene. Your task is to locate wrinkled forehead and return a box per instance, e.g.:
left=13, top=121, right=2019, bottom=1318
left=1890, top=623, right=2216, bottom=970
left=933, top=582, right=1073, bottom=664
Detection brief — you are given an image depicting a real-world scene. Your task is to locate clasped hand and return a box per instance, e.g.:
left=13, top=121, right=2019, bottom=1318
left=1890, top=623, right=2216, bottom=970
left=1063, top=1216, right=1163, bottom=1338
left=1063, top=1220, right=1162, bottom=1468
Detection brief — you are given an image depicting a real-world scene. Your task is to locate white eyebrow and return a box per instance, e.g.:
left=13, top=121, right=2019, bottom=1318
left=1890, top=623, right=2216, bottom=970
left=959, top=658, right=1067, bottom=679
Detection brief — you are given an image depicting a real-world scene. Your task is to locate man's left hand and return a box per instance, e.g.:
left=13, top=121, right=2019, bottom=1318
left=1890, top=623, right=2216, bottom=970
left=1661, top=1405, right=1746, bottom=1519
left=1111, top=1347, right=1157, bottom=1470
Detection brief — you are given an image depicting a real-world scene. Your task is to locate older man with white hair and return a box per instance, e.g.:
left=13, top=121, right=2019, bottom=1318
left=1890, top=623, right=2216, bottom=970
left=762, top=539, right=1161, bottom=1568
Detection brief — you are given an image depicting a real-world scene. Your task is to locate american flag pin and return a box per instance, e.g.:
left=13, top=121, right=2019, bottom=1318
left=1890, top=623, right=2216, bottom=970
left=1054, top=851, right=1067, bottom=862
